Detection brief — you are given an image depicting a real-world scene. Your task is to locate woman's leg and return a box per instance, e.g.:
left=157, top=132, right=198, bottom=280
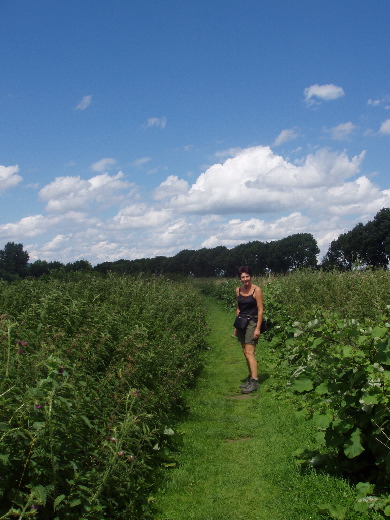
left=243, top=343, right=258, bottom=379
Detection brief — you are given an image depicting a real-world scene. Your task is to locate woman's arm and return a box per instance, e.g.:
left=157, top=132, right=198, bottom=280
left=253, top=286, right=264, bottom=337
left=235, top=286, right=240, bottom=316
left=233, top=287, right=240, bottom=336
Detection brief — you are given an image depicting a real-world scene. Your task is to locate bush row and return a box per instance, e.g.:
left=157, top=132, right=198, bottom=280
left=0, top=273, right=208, bottom=519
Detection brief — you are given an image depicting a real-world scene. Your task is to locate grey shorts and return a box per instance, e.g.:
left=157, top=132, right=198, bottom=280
left=236, top=319, right=259, bottom=346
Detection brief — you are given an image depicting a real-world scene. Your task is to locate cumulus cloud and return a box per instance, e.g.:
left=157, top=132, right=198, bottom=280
left=0, top=215, right=51, bottom=238
left=379, top=119, right=390, bottom=134
left=91, top=158, right=117, bottom=172
left=154, top=146, right=369, bottom=216
left=273, top=128, right=300, bottom=146
left=75, top=95, right=92, bottom=110
left=0, top=164, right=23, bottom=192
left=38, top=172, right=134, bottom=212
left=145, top=117, right=167, bottom=129
left=112, top=205, right=173, bottom=229
left=304, top=84, right=345, bottom=105
left=325, top=122, right=357, bottom=141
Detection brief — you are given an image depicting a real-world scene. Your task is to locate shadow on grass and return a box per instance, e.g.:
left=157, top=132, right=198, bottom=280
left=295, top=447, right=388, bottom=492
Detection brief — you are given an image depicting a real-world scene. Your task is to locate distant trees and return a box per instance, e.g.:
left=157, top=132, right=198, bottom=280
left=93, top=232, right=320, bottom=277
left=0, top=208, right=387, bottom=281
left=0, top=243, right=93, bottom=281
left=322, top=208, right=390, bottom=270
left=64, top=260, right=93, bottom=272
left=29, top=260, right=64, bottom=277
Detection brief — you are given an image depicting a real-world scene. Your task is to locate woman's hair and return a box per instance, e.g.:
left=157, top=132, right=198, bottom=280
left=238, top=265, right=252, bottom=277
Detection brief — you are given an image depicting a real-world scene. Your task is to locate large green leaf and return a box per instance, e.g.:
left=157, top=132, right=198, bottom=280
left=344, top=428, right=365, bottom=459
left=371, top=326, right=388, bottom=339
left=315, top=381, right=329, bottom=395
left=313, top=410, right=333, bottom=429
left=291, top=376, right=314, bottom=393
left=360, top=393, right=379, bottom=406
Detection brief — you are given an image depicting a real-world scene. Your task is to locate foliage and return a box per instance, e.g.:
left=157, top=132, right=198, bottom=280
left=208, top=269, right=390, bottom=516
left=322, top=207, right=390, bottom=270
left=93, top=233, right=320, bottom=277
left=0, top=273, right=207, bottom=519
left=0, top=242, right=29, bottom=279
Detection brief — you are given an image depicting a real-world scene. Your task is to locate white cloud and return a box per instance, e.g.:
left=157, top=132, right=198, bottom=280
left=112, top=205, right=173, bottom=229
left=0, top=164, right=23, bottom=192
left=379, top=119, right=390, bottom=134
left=326, top=122, right=357, bottom=141
left=368, top=97, right=390, bottom=109
left=214, top=147, right=243, bottom=159
left=0, top=215, right=51, bottom=238
left=202, top=212, right=311, bottom=248
left=42, top=234, right=71, bottom=250
left=91, top=158, right=117, bottom=172
left=133, top=157, right=152, bottom=167
left=75, top=95, right=92, bottom=110
left=155, top=146, right=368, bottom=215
left=273, top=128, right=299, bottom=146
left=38, top=172, right=134, bottom=212
left=153, top=175, right=190, bottom=200
left=304, top=84, right=345, bottom=105
left=145, top=117, right=167, bottom=129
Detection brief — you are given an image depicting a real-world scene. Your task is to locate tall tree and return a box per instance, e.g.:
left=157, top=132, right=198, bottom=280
left=268, top=234, right=319, bottom=273
left=322, top=225, right=365, bottom=270
left=0, top=242, right=29, bottom=277
left=322, top=208, right=389, bottom=270
left=362, top=208, right=390, bottom=268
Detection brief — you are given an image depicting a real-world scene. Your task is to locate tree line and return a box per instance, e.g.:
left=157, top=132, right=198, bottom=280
left=0, top=208, right=388, bottom=280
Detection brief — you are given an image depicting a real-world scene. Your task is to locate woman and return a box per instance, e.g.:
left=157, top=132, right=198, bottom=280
left=234, top=266, right=264, bottom=393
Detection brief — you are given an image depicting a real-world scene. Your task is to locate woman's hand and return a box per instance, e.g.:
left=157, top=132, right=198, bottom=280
left=253, top=328, right=260, bottom=340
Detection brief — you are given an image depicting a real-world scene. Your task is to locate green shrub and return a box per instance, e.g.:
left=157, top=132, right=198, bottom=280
left=0, top=273, right=208, bottom=519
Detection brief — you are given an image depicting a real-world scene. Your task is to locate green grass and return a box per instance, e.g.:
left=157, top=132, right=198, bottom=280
left=153, top=298, right=383, bottom=520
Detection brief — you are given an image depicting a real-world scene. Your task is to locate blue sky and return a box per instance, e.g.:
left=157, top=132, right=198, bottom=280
left=1, top=0, right=389, bottom=265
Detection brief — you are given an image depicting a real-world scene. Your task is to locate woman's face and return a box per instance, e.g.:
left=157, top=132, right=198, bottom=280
left=240, top=272, right=251, bottom=286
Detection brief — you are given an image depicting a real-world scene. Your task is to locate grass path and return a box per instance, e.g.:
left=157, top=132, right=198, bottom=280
left=153, top=298, right=363, bottom=520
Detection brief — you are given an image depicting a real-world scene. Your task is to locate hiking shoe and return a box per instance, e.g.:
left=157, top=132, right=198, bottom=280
left=240, top=376, right=251, bottom=388
left=241, top=379, right=259, bottom=393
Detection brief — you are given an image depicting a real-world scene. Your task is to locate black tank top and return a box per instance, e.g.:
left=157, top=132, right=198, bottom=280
left=237, top=288, right=258, bottom=317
